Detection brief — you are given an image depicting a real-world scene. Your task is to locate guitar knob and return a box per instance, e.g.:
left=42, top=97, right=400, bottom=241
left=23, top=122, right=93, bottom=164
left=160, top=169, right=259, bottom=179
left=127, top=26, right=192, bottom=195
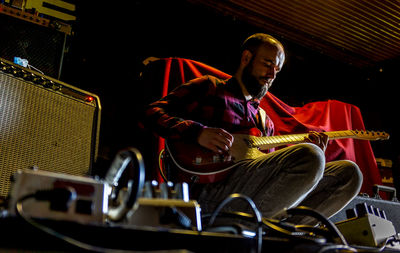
left=224, top=154, right=232, bottom=162
left=212, top=155, right=220, bottom=163
left=194, top=156, right=202, bottom=165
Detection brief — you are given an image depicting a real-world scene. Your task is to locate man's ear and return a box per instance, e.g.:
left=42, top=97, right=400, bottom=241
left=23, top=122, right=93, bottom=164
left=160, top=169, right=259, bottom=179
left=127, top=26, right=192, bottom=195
left=241, top=50, right=253, bottom=65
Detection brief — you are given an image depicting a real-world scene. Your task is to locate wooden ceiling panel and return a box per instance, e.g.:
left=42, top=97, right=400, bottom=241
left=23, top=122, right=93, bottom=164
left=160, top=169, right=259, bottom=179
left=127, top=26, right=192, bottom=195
left=188, top=0, right=400, bottom=67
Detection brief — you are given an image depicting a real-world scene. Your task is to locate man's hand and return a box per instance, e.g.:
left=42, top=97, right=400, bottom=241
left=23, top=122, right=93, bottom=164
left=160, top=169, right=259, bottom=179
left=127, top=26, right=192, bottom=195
left=304, top=131, right=329, bottom=152
left=197, top=127, right=234, bottom=154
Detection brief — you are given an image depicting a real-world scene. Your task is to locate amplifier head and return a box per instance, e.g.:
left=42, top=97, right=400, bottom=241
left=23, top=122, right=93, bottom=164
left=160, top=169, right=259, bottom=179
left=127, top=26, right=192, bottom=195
left=0, top=57, right=101, bottom=199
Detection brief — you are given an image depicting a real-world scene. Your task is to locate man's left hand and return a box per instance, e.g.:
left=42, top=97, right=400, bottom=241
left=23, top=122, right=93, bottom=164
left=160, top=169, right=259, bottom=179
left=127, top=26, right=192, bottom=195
left=304, top=131, right=329, bottom=152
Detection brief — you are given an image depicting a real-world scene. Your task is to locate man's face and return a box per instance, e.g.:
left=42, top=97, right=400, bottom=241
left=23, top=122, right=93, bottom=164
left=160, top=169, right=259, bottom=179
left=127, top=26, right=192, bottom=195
left=242, top=44, right=283, bottom=100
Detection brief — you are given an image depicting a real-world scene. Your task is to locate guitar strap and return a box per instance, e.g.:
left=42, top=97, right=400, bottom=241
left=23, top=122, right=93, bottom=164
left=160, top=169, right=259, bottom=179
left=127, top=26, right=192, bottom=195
left=257, top=107, right=267, bottom=135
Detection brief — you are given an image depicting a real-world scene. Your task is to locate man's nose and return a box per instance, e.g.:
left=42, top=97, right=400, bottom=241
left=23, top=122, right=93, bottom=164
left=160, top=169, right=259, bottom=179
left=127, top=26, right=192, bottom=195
left=266, top=66, right=277, bottom=78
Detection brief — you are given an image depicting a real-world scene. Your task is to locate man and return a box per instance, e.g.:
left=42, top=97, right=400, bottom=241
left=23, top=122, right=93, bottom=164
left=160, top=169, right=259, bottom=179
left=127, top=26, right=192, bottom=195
left=143, top=33, right=362, bottom=224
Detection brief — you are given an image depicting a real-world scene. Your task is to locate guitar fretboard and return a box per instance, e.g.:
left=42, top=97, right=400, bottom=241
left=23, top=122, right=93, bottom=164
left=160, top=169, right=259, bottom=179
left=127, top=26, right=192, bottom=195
left=249, top=130, right=376, bottom=148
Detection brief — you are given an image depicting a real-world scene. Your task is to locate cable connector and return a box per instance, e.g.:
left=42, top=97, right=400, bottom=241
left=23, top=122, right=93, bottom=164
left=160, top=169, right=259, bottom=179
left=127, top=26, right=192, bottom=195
left=13, top=57, right=28, bottom=67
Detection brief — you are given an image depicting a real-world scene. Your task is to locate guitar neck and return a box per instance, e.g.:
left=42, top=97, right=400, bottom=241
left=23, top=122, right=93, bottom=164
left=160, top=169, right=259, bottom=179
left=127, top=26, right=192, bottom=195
left=252, top=130, right=362, bottom=149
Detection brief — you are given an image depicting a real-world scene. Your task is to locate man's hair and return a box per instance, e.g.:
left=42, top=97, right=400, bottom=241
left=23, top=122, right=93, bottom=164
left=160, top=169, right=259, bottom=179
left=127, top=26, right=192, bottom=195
left=240, top=33, right=285, bottom=66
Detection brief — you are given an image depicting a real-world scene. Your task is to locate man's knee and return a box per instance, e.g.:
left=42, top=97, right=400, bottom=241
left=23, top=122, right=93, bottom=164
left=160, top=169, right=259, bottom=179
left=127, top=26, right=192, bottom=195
left=292, top=143, right=325, bottom=185
left=339, top=160, right=363, bottom=192
left=326, top=159, right=363, bottom=197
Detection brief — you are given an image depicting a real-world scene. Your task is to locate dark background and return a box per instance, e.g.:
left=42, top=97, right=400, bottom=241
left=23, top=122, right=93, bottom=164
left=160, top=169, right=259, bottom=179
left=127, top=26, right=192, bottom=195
left=4, top=0, right=398, bottom=183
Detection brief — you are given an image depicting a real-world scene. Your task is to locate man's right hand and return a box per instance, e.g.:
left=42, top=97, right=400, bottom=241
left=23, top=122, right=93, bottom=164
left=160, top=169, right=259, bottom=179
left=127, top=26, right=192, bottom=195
left=197, top=127, right=234, bottom=154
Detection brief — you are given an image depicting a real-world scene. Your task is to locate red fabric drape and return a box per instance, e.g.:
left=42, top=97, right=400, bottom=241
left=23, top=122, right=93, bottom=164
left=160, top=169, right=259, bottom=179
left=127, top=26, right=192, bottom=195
left=155, top=57, right=381, bottom=195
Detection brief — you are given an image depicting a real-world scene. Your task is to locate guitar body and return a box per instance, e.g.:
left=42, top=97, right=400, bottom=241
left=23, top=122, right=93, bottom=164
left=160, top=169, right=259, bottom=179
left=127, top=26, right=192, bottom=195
left=166, top=129, right=389, bottom=184
left=166, top=134, right=269, bottom=184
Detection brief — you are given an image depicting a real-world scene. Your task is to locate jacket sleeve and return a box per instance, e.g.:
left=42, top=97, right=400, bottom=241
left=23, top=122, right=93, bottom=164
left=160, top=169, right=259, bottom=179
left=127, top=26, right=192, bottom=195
left=142, top=77, right=211, bottom=142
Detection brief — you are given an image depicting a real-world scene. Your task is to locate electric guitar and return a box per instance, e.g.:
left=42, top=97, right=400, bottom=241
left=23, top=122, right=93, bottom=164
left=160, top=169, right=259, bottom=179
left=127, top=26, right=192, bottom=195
left=166, top=129, right=389, bottom=183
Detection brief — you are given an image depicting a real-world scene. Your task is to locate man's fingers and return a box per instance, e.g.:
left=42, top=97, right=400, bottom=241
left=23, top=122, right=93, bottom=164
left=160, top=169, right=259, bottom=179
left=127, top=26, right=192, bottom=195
left=198, top=127, right=234, bottom=153
left=213, top=139, right=230, bottom=152
left=210, top=128, right=234, bottom=148
left=202, top=140, right=229, bottom=154
left=206, top=143, right=222, bottom=154
left=305, top=131, right=329, bottom=152
left=218, top=128, right=234, bottom=144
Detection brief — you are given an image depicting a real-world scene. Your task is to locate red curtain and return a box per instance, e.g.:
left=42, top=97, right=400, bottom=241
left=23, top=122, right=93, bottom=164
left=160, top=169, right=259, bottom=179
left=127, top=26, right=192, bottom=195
left=152, top=57, right=381, bottom=195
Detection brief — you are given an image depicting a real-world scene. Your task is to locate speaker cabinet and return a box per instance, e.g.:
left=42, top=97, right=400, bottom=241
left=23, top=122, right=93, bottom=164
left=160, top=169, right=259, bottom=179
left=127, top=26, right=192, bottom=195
left=0, top=14, right=66, bottom=79
left=0, top=58, right=101, bottom=198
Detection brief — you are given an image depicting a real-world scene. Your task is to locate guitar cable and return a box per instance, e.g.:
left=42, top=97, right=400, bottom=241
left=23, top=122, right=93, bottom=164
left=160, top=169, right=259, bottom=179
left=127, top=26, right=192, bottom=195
left=202, top=196, right=367, bottom=252
left=15, top=190, right=144, bottom=253
left=158, top=148, right=169, bottom=182
left=205, top=193, right=263, bottom=253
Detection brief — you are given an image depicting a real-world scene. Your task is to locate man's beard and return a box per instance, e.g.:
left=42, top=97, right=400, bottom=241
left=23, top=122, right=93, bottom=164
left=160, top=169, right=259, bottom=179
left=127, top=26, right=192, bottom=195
left=242, top=64, right=268, bottom=100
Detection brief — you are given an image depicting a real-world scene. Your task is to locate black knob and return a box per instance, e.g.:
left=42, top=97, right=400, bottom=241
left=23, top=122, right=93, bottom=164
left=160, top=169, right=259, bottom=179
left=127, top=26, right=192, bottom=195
left=355, top=203, right=369, bottom=217
left=346, top=208, right=358, bottom=219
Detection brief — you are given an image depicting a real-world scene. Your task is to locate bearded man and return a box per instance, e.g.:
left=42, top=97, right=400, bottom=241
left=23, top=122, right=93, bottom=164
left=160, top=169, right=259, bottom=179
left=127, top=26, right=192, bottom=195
left=143, top=33, right=362, bottom=224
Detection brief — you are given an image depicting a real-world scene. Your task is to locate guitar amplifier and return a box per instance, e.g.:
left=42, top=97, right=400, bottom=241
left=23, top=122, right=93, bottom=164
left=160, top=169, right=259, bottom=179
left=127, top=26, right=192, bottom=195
left=0, top=13, right=66, bottom=78
left=0, top=57, right=101, bottom=199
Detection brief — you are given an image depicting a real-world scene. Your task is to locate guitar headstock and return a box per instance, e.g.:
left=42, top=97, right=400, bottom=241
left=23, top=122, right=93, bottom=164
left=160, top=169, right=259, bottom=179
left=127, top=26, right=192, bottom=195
left=350, top=130, right=390, bottom=141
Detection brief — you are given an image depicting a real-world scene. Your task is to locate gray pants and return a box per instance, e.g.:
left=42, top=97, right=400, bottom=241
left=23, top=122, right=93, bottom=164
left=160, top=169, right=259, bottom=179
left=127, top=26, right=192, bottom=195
left=197, top=143, right=363, bottom=224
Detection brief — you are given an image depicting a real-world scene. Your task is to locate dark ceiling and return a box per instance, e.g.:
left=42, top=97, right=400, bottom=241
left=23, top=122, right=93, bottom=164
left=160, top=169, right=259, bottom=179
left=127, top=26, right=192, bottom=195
left=189, top=0, right=400, bottom=68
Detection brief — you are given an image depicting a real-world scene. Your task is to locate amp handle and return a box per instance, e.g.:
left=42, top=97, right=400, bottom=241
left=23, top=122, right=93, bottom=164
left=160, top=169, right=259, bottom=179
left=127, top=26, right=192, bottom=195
left=373, top=184, right=398, bottom=202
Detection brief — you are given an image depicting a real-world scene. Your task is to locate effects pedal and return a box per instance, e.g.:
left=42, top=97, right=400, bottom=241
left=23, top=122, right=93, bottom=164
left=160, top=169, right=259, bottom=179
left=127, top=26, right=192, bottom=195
left=335, top=202, right=399, bottom=248
left=7, top=168, right=109, bottom=224
left=124, top=181, right=202, bottom=231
